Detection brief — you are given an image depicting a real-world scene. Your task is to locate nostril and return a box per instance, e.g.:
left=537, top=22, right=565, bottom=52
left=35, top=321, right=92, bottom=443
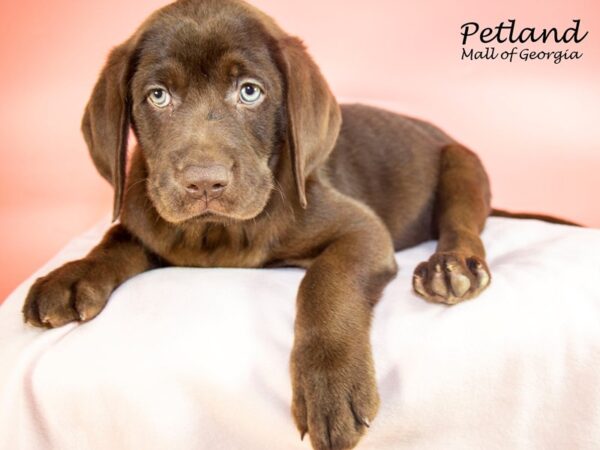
left=181, top=164, right=230, bottom=198
left=211, top=182, right=227, bottom=192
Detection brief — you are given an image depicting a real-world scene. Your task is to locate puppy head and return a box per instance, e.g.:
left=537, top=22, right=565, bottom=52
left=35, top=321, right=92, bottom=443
left=81, top=0, right=341, bottom=223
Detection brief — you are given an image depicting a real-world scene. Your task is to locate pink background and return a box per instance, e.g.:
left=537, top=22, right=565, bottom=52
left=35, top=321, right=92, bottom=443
left=0, top=0, right=598, bottom=301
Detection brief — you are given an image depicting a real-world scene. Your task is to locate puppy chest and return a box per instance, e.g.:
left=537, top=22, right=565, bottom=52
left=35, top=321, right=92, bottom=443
left=163, top=226, right=271, bottom=269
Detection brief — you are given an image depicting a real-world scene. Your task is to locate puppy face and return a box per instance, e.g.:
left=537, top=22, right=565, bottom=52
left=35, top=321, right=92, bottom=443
left=130, top=17, right=285, bottom=224
left=81, top=0, right=341, bottom=224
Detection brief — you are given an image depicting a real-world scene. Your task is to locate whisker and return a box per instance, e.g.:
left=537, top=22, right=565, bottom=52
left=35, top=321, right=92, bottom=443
left=124, top=178, right=147, bottom=196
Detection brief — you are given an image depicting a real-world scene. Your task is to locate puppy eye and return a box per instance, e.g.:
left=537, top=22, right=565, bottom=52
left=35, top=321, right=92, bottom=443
left=239, top=83, right=262, bottom=105
left=148, top=88, right=171, bottom=108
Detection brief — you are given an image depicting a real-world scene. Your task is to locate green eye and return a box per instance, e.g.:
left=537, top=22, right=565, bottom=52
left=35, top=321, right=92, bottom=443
left=239, top=83, right=262, bottom=104
left=148, top=88, right=171, bottom=108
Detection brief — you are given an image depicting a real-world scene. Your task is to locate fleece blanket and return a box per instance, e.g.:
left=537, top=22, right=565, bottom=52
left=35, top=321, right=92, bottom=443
left=1, top=217, right=599, bottom=450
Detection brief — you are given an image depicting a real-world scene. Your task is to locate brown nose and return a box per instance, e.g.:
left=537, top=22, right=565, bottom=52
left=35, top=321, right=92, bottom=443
left=180, top=164, right=230, bottom=200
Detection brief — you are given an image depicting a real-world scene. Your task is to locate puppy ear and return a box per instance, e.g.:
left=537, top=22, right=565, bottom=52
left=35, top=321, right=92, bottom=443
left=279, top=37, right=341, bottom=208
left=81, top=38, right=139, bottom=221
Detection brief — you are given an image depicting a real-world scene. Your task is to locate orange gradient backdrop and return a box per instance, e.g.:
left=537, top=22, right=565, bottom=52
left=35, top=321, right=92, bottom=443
left=0, top=0, right=599, bottom=301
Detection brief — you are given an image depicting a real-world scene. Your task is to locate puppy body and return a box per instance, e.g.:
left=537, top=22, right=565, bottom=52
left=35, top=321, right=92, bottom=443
left=23, top=1, right=492, bottom=449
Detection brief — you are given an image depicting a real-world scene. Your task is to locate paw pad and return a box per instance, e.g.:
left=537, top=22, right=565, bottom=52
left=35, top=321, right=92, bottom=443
left=413, top=253, right=490, bottom=304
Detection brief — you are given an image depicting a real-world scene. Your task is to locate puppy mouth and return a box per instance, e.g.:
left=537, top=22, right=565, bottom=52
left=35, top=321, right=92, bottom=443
left=191, top=210, right=233, bottom=224
left=155, top=192, right=251, bottom=224
left=192, top=204, right=229, bottom=220
left=181, top=197, right=236, bottom=221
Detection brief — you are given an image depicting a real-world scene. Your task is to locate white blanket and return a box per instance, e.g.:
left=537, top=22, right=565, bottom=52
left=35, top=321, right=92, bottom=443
left=1, top=217, right=599, bottom=450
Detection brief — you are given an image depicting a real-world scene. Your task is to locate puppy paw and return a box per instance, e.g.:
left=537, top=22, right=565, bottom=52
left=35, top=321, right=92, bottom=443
left=290, top=343, right=379, bottom=450
left=412, top=252, right=490, bottom=304
left=23, top=259, right=116, bottom=328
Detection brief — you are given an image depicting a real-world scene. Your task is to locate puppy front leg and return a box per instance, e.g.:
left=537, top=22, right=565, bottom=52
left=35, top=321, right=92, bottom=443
left=23, top=225, right=158, bottom=328
left=413, top=143, right=492, bottom=304
left=290, top=225, right=397, bottom=450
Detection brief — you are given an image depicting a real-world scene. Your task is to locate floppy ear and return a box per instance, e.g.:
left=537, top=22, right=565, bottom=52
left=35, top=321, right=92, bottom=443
left=279, top=37, right=342, bottom=208
left=81, top=38, right=139, bottom=221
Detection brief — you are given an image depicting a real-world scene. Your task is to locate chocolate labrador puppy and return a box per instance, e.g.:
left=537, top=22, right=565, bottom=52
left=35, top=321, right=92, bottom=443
left=23, top=0, right=496, bottom=448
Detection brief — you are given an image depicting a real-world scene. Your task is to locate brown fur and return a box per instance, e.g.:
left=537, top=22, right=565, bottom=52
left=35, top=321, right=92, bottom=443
left=490, top=208, right=581, bottom=226
left=23, top=1, right=496, bottom=449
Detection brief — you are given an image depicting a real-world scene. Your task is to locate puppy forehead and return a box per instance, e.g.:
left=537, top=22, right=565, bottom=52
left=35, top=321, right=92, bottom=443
left=137, top=14, right=276, bottom=84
